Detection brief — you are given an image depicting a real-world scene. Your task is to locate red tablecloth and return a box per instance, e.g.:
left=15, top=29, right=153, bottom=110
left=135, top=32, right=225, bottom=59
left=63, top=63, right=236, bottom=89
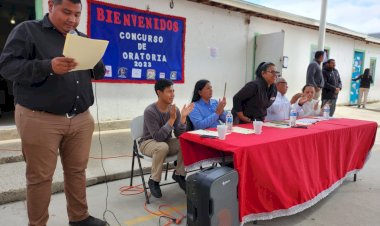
left=179, top=118, right=378, bottom=224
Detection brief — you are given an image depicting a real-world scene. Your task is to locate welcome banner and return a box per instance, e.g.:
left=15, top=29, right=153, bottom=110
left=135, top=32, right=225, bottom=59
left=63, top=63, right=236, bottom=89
left=87, top=0, right=186, bottom=83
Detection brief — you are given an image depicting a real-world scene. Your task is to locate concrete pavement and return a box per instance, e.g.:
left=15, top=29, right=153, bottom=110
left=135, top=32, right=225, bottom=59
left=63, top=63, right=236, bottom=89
left=1, top=146, right=379, bottom=226
left=0, top=102, right=379, bottom=225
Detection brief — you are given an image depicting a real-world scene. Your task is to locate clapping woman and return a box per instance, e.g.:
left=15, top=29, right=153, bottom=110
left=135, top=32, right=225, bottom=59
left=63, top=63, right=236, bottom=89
left=188, top=79, right=227, bottom=130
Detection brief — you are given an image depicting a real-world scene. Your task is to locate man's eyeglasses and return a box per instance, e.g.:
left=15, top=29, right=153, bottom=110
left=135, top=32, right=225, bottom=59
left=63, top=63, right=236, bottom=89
left=266, top=70, right=281, bottom=77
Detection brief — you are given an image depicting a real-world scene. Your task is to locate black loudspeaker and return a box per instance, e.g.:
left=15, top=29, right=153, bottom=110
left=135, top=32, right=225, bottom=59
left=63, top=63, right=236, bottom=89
left=186, top=167, right=239, bottom=226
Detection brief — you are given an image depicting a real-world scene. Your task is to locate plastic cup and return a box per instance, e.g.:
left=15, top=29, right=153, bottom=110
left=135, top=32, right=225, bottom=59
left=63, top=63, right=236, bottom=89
left=217, top=124, right=227, bottom=140
left=253, top=121, right=263, bottom=134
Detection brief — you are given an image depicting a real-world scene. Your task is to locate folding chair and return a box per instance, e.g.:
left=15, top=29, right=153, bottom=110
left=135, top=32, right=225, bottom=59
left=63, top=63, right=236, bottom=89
left=129, top=115, right=177, bottom=204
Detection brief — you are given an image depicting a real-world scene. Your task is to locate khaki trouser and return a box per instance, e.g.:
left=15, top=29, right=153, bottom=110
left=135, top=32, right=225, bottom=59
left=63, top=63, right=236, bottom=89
left=313, top=88, right=322, bottom=100
left=15, top=104, right=94, bottom=226
left=358, top=88, right=369, bottom=107
left=140, top=138, right=186, bottom=182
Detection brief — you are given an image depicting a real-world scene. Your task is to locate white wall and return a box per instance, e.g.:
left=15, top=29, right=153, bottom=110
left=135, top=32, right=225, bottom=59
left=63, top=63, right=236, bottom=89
left=43, top=0, right=379, bottom=121
left=249, top=16, right=380, bottom=105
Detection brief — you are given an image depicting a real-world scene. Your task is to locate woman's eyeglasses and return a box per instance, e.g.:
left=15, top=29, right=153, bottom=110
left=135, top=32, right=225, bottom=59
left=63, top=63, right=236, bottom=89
left=266, top=70, right=281, bottom=77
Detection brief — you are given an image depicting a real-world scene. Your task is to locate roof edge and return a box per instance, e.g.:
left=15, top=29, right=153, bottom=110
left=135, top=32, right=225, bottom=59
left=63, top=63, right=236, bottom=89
left=203, top=0, right=380, bottom=45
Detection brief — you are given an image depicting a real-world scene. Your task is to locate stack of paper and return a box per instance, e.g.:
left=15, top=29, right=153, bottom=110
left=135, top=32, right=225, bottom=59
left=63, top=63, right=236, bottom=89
left=264, top=121, right=290, bottom=129
left=296, top=118, right=320, bottom=125
left=188, top=130, right=219, bottom=136
left=232, top=127, right=255, bottom=134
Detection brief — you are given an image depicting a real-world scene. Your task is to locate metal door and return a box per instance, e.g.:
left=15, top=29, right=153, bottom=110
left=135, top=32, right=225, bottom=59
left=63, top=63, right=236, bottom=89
left=254, top=31, right=285, bottom=77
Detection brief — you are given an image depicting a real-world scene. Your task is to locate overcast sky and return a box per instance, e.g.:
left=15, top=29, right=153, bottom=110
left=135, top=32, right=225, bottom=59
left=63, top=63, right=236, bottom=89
left=245, top=0, right=380, bottom=34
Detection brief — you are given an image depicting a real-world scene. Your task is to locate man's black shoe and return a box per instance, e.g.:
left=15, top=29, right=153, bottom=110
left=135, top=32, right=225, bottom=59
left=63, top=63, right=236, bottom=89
left=148, top=178, right=162, bottom=198
left=69, top=216, right=107, bottom=226
left=172, top=171, right=186, bottom=192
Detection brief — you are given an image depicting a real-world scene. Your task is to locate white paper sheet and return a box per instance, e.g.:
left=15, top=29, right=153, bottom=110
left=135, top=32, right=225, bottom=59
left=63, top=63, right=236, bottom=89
left=188, top=130, right=219, bottom=136
left=295, top=118, right=320, bottom=125
left=232, top=126, right=256, bottom=134
left=263, top=121, right=291, bottom=129
left=312, top=116, right=337, bottom=121
left=63, top=34, right=109, bottom=71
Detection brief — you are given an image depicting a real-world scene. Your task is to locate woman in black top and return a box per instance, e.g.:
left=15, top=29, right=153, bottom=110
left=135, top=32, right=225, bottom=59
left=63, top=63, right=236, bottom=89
left=232, top=62, right=279, bottom=123
left=352, top=68, right=373, bottom=108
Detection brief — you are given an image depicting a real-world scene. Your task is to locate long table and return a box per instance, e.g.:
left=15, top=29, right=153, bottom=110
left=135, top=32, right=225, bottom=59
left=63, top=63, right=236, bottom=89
left=179, top=118, right=377, bottom=225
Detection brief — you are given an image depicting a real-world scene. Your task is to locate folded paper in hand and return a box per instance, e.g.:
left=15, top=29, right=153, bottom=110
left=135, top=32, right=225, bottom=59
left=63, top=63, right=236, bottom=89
left=63, top=34, right=109, bottom=71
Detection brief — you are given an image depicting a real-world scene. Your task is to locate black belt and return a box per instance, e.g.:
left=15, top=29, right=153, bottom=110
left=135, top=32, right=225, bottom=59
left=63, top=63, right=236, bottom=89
left=22, top=105, right=79, bottom=118
left=42, top=111, right=77, bottom=118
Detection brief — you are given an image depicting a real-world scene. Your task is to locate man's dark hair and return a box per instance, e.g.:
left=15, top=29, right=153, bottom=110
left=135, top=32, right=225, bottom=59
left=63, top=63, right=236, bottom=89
left=191, top=79, right=210, bottom=102
left=314, top=51, right=325, bottom=60
left=52, top=0, right=82, bottom=5
left=326, top=59, right=335, bottom=64
left=154, top=79, right=173, bottom=96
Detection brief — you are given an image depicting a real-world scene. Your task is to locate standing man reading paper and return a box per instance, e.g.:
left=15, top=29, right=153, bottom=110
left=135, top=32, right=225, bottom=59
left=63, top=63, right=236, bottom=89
left=0, top=1, right=106, bottom=226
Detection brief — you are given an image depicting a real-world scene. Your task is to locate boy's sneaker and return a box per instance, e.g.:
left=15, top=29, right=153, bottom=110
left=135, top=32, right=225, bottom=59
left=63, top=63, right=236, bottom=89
left=148, top=178, right=162, bottom=198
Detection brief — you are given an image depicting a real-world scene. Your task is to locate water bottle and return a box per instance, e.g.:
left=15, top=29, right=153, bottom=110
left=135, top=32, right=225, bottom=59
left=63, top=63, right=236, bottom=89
left=323, top=103, right=330, bottom=119
left=226, top=111, right=233, bottom=133
left=289, top=104, right=297, bottom=127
